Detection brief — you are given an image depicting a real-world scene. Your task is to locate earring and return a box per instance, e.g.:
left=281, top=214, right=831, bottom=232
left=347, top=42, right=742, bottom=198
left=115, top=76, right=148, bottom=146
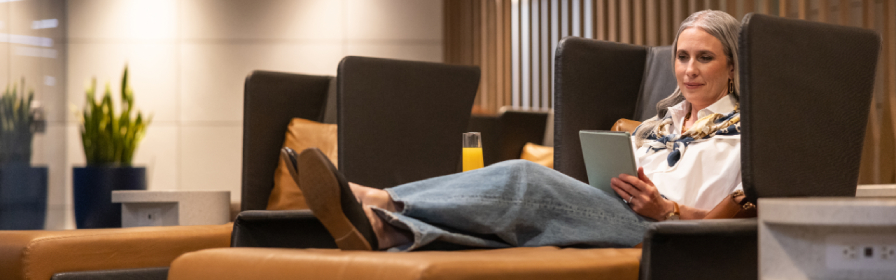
left=728, top=79, right=734, bottom=94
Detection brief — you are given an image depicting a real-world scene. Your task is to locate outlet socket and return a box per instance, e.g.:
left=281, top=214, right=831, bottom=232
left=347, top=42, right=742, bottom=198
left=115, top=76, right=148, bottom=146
left=826, top=234, right=896, bottom=271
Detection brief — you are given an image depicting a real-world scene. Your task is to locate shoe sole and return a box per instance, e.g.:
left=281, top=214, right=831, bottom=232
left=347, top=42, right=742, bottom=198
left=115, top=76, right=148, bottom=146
left=296, top=148, right=373, bottom=251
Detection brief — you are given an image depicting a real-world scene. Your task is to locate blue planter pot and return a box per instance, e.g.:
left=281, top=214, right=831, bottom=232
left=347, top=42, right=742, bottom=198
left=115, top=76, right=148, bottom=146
left=73, top=166, right=146, bottom=228
left=0, top=164, right=48, bottom=230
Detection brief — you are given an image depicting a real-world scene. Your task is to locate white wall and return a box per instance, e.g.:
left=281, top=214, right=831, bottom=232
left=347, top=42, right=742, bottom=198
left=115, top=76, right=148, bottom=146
left=57, top=0, right=443, bottom=229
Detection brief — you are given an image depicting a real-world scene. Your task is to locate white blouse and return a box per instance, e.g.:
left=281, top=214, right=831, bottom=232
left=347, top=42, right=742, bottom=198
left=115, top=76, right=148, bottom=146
left=635, top=94, right=743, bottom=210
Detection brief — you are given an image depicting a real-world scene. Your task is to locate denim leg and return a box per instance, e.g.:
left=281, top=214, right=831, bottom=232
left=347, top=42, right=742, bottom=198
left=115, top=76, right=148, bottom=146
left=373, top=159, right=651, bottom=252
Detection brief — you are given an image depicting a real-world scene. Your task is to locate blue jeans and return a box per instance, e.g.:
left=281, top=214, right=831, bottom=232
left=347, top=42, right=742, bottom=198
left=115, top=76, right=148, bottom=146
left=372, top=160, right=652, bottom=252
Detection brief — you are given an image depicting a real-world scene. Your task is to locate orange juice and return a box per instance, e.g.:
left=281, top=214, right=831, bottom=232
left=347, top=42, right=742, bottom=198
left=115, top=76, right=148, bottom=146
left=462, top=147, right=484, bottom=171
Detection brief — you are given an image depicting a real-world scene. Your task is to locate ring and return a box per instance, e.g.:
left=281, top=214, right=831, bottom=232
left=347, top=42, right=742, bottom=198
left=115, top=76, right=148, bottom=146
left=626, top=195, right=634, bottom=203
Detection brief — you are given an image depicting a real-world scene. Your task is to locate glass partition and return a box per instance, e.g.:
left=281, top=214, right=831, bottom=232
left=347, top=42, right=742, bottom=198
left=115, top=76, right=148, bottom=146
left=0, top=0, right=66, bottom=230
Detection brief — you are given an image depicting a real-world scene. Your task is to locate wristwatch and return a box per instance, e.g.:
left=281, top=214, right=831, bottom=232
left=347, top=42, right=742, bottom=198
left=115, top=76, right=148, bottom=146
left=665, top=201, right=680, bottom=221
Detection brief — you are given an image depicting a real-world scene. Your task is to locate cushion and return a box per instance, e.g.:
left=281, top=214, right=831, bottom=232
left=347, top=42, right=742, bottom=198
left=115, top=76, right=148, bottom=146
left=520, top=142, right=554, bottom=168
left=169, top=247, right=642, bottom=280
left=519, top=118, right=643, bottom=169
left=0, top=223, right=231, bottom=280
left=267, top=118, right=338, bottom=210
left=611, top=119, right=642, bottom=134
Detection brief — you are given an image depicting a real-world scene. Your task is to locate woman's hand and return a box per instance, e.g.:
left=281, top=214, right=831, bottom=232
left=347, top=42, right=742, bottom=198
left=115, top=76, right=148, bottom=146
left=610, top=167, right=674, bottom=220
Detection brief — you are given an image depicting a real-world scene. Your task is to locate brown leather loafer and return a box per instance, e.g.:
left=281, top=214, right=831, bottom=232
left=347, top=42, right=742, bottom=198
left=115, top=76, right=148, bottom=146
left=288, top=147, right=378, bottom=251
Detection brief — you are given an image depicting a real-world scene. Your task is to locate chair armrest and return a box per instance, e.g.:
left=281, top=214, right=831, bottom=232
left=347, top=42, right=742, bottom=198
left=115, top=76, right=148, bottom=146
left=231, top=210, right=337, bottom=249
left=639, top=219, right=757, bottom=280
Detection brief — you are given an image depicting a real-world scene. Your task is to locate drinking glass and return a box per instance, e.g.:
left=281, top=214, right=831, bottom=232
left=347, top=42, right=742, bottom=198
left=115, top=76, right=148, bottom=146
left=462, top=132, right=484, bottom=172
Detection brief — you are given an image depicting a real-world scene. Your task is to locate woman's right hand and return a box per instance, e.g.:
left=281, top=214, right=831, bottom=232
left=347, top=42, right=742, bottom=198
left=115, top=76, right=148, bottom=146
left=610, top=167, right=675, bottom=220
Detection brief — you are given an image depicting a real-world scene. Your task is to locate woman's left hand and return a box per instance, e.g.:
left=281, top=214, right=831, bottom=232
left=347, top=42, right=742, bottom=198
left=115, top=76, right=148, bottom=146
left=610, top=167, right=673, bottom=220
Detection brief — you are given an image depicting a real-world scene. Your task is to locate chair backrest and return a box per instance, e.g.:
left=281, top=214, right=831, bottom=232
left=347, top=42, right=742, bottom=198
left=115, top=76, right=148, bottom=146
left=337, top=56, right=480, bottom=189
left=739, top=14, right=880, bottom=203
left=553, top=37, right=677, bottom=182
left=241, top=71, right=332, bottom=211
left=467, top=110, right=549, bottom=166
left=634, top=45, right=676, bottom=121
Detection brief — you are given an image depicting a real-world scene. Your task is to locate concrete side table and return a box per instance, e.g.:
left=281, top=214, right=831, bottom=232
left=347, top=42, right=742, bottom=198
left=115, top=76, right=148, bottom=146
left=759, top=198, right=896, bottom=280
left=856, top=184, right=896, bottom=197
left=112, top=190, right=230, bottom=227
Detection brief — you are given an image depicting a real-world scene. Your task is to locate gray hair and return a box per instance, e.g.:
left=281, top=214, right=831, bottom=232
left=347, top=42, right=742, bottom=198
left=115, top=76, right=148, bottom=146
left=634, top=10, right=741, bottom=146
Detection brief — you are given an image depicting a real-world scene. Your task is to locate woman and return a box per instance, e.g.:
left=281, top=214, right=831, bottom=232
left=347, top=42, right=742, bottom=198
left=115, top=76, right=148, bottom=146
left=283, top=10, right=743, bottom=252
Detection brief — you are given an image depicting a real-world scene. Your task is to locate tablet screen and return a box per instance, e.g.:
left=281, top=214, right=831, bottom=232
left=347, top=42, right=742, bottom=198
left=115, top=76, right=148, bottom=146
left=578, top=130, right=638, bottom=198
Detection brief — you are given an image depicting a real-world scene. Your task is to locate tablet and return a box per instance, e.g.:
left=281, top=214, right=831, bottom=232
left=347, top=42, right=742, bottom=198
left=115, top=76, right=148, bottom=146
left=578, top=130, right=638, bottom=197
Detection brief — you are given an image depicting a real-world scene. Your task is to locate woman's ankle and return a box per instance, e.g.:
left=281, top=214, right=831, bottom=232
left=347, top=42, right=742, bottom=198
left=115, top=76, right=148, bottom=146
left=350, top=183, right=402, bottom=212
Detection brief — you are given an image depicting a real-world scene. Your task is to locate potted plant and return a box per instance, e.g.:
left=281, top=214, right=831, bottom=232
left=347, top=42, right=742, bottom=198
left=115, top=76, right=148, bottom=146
left=74, top=65, right=151, bottom=228
left=0, top=79, right=48, bottom=229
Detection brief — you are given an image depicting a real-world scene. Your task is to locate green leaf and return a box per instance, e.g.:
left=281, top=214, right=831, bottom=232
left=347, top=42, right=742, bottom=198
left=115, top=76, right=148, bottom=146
left=77, top=65, right=151, bottom=166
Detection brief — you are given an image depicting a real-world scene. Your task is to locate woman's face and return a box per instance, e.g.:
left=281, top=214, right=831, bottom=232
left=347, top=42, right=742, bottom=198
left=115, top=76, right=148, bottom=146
left=675, top=27, right=733, bottom=110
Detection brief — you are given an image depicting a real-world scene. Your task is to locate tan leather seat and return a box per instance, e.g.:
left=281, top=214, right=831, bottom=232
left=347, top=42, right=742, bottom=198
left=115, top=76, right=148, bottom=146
left=0, top=223, right=231, bottom=280
left=169, top=247, right=641, bottom=280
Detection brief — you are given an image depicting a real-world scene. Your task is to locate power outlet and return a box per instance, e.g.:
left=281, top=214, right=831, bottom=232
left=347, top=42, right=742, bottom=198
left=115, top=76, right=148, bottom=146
left=826, top=234, right=896, bottom=270
left=135, top=207, right=163, bottom=227
left=881, top=246, right=896, bottom=260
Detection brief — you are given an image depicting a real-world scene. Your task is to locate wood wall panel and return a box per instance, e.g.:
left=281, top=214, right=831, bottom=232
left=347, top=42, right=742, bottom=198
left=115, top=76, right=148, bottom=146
left=818, top=0, right=829, bottom=22
left=445, top=0, right=895, bottom=183
left=839, top=0, right=850, bottom=25
left=885, top=0, right=896, bottom=183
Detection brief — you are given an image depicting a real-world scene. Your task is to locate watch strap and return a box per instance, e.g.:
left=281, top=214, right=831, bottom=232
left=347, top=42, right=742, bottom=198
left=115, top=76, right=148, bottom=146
left=665, top=201, right=680, bottom=220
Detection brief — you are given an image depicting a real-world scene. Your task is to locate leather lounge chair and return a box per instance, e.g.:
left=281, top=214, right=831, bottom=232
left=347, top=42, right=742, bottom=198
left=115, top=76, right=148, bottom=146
left=232, top=56, right=481, bottom=250
left=554, top=13, right=880, bottom=280
left=166, top=14, right=880, bottom=280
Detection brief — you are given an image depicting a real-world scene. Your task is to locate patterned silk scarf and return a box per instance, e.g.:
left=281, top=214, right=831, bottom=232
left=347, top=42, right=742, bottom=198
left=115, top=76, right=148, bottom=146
left=642, top=107, right=741, bottom=167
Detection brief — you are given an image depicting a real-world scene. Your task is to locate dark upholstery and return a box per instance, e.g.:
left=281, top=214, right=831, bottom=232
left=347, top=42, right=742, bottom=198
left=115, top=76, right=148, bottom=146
left=553, top=38, right=673, bottom=183
left=231, top=210, right=336, bottom=248
left=240, top=71, right=332, bottom=211
left=337, top=56, right=480, bottom=189
left=232, top=58, right=479, bottom=249
left=738, top=13, right=879, bottom=203
left=51, top=267, right=169, bottom=280
left=638, top=219, right=758, bottom=280
left=634, top=46, right=676, bottom=121
left=467, top=110, right=549, bottom=166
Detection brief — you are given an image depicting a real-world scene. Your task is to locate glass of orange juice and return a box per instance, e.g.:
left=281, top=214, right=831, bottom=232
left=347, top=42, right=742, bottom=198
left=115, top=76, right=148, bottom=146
left=462, top=132, right=484, bottom=172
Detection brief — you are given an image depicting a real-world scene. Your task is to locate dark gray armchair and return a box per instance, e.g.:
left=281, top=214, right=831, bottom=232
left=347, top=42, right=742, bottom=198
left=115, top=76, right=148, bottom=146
left=553, top=13, right=880, bottom=280
left=231, top=57, right=479, bottom=249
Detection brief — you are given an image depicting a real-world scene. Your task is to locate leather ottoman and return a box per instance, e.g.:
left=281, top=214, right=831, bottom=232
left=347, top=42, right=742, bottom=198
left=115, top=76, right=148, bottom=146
left=169, top=246, right=641, bottom=280
left=0, top=223, right=231, bottom=280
